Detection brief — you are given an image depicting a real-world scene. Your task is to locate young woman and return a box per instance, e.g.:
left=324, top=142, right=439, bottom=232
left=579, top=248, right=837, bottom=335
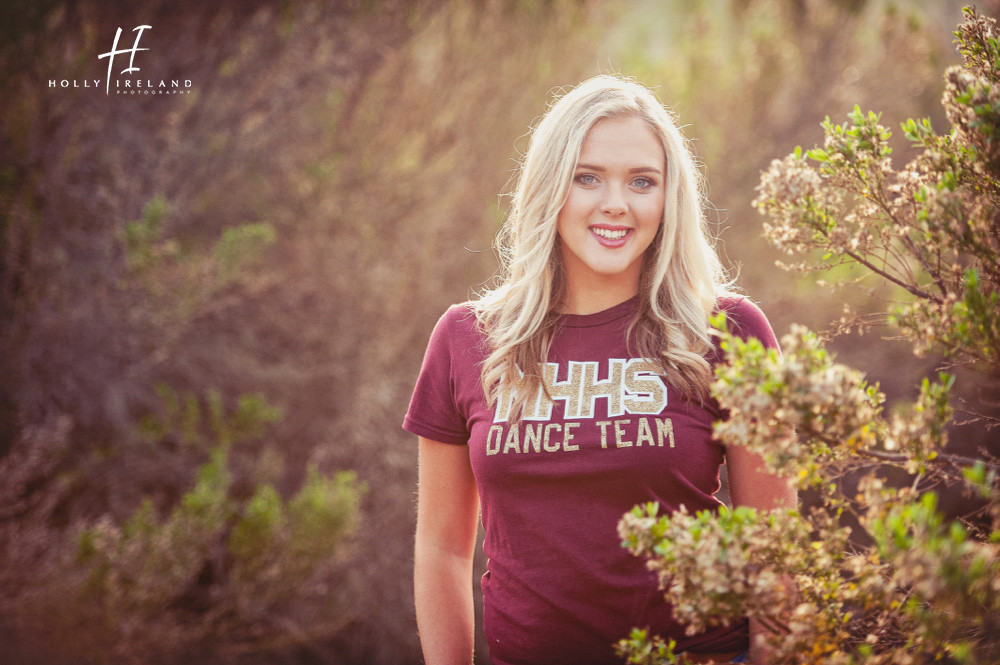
left=404, top=75, right=794, bottom=665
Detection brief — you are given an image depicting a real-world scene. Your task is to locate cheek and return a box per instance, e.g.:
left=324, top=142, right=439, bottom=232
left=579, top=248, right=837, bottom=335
left=555, top=208, right=569, bottom=239
left=557, top=195, right=591, bottom=231
left=639, top=195, right=666, bottom=223
left=560, top=190, right=590, bottom=215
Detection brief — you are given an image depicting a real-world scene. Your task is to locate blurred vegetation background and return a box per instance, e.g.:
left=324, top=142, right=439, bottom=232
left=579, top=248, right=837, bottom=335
left=0, top=0, right=991, bottom=663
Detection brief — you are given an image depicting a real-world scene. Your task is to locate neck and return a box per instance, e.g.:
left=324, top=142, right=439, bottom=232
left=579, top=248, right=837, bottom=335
left=559, top=281, right=639, bottom=315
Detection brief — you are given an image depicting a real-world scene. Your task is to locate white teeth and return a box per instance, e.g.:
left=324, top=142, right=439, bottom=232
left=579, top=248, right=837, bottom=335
left=592, top=227, right=629, bottom=240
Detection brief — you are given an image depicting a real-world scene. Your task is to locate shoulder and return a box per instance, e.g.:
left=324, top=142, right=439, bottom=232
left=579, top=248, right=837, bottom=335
left=423, top=301, right=487, bottom=360
left=715, top=295, right=778, bottom=349
left=440, top=301, right=477, bottom=323
left=434, top=301, right=481, bottom=339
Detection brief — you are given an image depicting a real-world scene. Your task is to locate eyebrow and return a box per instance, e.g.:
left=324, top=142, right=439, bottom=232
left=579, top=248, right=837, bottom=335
left=576, top=163, right=663, bottom=175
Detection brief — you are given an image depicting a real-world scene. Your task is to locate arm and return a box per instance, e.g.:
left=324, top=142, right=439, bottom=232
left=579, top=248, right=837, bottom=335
left=414, top=436, right=481, bottom=665
left=727, top=444, right=797, bottom=665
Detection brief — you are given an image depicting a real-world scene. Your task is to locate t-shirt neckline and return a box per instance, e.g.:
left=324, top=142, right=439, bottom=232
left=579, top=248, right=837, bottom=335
left=559, top=296, right=638, bottom=329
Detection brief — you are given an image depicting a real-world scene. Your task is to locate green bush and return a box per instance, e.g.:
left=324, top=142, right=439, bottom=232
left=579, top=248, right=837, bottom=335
left=73, top=390, right=365, bottom=660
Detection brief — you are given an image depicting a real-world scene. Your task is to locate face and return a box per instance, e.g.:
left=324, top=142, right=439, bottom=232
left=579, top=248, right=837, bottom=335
left=556, top=115, right=665, bottom=304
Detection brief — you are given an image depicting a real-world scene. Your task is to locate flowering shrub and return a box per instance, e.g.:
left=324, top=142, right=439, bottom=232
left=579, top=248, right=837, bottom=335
left=618, top=8, right=1000, bottom=665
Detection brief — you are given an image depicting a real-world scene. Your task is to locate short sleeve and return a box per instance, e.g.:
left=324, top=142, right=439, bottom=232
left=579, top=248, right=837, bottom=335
left=402, top=306, right=474, bottom=445
left=712, top=297, right=780, bottom=428
left=717, top=296, right=779, bottom=351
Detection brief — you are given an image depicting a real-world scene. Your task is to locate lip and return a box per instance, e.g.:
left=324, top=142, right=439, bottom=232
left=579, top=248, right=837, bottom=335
left=589, top=225, right=632, bottom=248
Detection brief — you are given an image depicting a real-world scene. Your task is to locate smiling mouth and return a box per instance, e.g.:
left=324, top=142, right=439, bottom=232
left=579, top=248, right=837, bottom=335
left=591, top=227, right=630, bottom=240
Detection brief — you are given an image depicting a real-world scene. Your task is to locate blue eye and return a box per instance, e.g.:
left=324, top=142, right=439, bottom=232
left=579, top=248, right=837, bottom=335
left=576, top=173, right=598, bottom=185
left=633, top=177, right=654, bottom=189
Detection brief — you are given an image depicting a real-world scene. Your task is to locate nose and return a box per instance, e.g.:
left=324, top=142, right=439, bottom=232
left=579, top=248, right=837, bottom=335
left=600, top=185, right=627, bottom=217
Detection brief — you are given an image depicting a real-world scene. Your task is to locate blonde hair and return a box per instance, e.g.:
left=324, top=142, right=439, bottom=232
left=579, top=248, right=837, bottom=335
left=474, top=74, right=732, bottom=417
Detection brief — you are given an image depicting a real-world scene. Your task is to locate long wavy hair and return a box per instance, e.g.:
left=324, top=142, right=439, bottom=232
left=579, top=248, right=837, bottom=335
left=473, top=74, right=733, bottom=418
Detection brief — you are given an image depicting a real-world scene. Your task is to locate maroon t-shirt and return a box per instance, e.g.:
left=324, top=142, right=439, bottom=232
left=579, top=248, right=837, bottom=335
left=404, top=296, right=777, bottom=665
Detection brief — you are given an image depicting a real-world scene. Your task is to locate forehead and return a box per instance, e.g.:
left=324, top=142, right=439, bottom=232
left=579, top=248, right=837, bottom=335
left=579, top=115, right=664, bottom=167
